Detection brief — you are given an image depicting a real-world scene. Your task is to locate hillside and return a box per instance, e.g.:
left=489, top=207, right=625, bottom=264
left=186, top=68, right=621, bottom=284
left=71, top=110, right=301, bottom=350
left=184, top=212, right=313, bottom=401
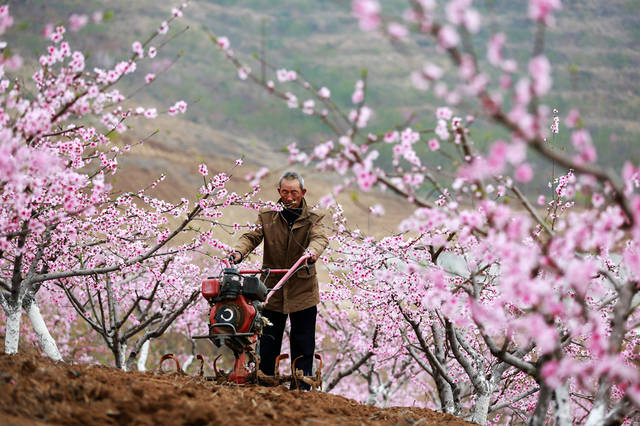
left=4, top=0, right=639, bottom=174
left=0, top=353, right=474, bottom=425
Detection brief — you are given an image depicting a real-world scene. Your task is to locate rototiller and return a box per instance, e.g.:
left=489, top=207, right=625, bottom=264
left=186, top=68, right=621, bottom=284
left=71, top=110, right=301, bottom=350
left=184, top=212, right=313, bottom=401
left=159, top=254, right=322, bottom=389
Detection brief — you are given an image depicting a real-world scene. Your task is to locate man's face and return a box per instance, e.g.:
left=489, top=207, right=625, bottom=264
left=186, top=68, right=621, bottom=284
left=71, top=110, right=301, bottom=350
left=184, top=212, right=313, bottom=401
left=278, top=178, right=306, bottom=208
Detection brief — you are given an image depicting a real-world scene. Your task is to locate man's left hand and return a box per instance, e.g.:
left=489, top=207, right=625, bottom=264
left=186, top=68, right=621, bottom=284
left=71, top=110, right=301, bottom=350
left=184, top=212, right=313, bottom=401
left=308, top=253, right=318, bottom=264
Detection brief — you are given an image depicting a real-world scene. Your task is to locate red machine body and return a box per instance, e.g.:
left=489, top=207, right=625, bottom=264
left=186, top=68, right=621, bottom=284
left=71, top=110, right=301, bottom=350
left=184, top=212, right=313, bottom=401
left=209, top=294, right=256, bottom=335
left=188, top=256, right=319, bottom=386
left=202, top=278, right=257, bottom=335
left=201, top=278, right=220, bottom=299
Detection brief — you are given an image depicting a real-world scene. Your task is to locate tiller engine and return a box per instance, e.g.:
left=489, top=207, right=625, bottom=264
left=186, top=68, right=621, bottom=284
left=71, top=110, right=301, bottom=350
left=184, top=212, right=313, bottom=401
left=160, top=254, right=322, bottom=389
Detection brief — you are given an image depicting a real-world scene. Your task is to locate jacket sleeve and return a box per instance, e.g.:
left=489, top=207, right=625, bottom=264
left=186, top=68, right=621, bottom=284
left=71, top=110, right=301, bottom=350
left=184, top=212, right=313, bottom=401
left=307, top=212, right=329, bottom=258
left=234, top=213, right=264, bottom=258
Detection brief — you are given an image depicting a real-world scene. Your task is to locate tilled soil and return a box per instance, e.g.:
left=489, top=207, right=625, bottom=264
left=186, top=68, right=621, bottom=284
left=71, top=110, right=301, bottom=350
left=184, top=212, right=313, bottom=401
left=0, top=353, right=474, bottom=425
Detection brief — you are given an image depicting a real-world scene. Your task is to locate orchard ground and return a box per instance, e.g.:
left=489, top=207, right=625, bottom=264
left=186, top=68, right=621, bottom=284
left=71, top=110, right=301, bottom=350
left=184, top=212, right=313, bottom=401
left=0, top=352, right=474, bottom=425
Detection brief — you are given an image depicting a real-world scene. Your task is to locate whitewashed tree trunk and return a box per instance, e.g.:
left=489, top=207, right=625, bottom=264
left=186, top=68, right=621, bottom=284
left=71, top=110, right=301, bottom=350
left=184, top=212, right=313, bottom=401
left=553, top=384, right=571, bottom=426
left=137, top=339, right=150, bottom=372
left=119, top=343, right=128, bottom=371
left=182, top=354, right=195, bottom=372
left=584, top=402, right=606, bottom=426
left=25, top=296, right=62, bottom=361
left=4, top=305, right=21, bottom=354
left=472, top=390, right=491, bottom=425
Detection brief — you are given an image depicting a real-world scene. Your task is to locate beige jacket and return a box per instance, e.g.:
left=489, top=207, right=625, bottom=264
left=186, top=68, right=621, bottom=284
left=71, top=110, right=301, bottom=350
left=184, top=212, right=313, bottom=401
left=234, top=198, right=328, bottom=313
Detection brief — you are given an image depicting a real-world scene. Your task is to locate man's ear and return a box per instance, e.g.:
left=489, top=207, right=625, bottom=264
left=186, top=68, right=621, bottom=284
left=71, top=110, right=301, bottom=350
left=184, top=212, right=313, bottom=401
left=301, top=188, right=307, bottom=197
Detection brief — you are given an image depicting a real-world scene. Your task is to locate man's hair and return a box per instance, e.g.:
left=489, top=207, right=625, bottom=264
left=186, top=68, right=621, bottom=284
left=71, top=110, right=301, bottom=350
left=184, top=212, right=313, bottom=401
left=278, top=171, right=305, bottom=190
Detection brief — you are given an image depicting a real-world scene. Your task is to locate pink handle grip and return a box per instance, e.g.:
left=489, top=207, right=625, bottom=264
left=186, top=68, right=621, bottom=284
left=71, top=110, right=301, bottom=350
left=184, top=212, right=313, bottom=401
left=264, top=254, right=311, bottom=304
left=238, top=269, right=289, bottom=274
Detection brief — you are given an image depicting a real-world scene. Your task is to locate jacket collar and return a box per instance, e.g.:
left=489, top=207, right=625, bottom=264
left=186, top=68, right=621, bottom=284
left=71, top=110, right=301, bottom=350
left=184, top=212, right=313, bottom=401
left=277, top=198, right=310, bottom=228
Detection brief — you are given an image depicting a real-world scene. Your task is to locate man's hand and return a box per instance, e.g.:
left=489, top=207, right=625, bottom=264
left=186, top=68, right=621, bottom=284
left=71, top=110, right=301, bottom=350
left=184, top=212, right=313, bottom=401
left=229, top=251, right=242, bottom=264
left=308, top=253, right=318, bottom=264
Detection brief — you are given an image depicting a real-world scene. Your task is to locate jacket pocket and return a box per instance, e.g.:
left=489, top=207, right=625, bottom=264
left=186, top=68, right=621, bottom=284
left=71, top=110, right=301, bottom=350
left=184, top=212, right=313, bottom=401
left=296, top=263, right=316, bottom=279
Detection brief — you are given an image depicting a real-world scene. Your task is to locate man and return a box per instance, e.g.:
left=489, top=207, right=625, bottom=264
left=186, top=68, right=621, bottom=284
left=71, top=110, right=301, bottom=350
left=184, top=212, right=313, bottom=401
left=230, top=171, right=328, bottom=389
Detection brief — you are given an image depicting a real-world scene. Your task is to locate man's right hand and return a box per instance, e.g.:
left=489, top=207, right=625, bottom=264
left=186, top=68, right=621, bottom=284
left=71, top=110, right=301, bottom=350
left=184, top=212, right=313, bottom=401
left=229, top=251, right=242, bottom=264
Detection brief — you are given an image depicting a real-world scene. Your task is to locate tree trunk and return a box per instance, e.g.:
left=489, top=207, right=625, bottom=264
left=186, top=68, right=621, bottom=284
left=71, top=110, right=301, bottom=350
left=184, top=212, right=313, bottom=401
left=24, top=296, right=62, bottom=361
left=113, top=340, right=128, bottom=371
left=529, top=384, right=552, bottom=426
left=119, top=343, right=128, bottom=371
left=472, top=391, right=491, bottom=425
left=584, top=402, right=607, bottom=426
left=4, top=304, right=21, bottom=354
left=553, top=384, right=571, bottom=426
left=137, top=340, right=150, bottom=372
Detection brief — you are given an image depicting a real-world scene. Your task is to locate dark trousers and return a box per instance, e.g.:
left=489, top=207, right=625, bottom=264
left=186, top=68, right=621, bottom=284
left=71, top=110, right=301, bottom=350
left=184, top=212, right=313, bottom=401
left=259, top=306, right=317, bottom=389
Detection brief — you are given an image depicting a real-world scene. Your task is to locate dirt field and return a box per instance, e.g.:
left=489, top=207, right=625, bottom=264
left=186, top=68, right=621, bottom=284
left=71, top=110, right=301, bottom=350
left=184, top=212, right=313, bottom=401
left=0, top=353, right=474, bottom=426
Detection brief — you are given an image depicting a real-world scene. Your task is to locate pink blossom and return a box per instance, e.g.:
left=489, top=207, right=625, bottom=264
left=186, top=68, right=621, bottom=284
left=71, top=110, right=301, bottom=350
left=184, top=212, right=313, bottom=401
left=529, top=55, right=552, bottom=95
left=571, top=129, right=591, bottom=150
left=42, top=23, right=54, bottom=39
left=514, top=163, right=533, bottom=182
left=172, top=7, right=183, bottom=17
left=302, top=99, right=315, bottom=115
left=463, top=8, right=481, bottom=33
left=565, top=108, right=580, bottom=128
left=144, top=108, right=157, bottom=119
left=276, top=69, right=296, bottom=82
left=438, top=25, right=460, bottom=49
left=436, top=107, right=452, bottom=120
left=422, top=63, right=444, bottom=81
left=314, top=141, right=334, bottom=160
left=354, top=164, right=377, bottom=191
left=486, top=140, right=508, bottom=173
left=352, top=0, right=381, bottom=31
left=384, top=131, right=399, bottom=143
left=428, top=138, right=440, bottom=151
left=237, top=66, right=250, bottom=80
left=410, top=71, right=430, bottom=91
left=435, top=119, right=450, bottom=140
left=132, top=41, right=144, bottom=58
left=145, top=73, right=155, bottom=84
left=173, top=100, right=187, bottom=113
left=285, top=92, right=298, bottom=109
left=369, top=204, right=385, bottom=216
left=355, top=106, right=372, bottom=128
left=541, top=360, right=563, bottom=388
left=68, top=14, right=89, bottom=32
left=514, top=78, right=532, bottom=106
left=217, top=36, right=230, bottom=50
left=199, top=163, right=208, bottom=176
left=387, top=22, right=409, bottom=40
left=148, top=46, right=157, bottom=58
left=624, top=245, right=640, bottom=279
left=0, top=4, right=13, bottom=35
left=158, top=21, right=169, bottom=35
left=572, top=129, right=597, bottom=164
left=487, top=33, right=505, bottom=66
left=352, top=84, right=364, bottom=104
left=528, top=0, right=562, bottom=24
left=318, top=87, right=331, bottom=98
left=401, top=127, right=419, bottom=144
left=592, top=193, right=604, bottom=208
